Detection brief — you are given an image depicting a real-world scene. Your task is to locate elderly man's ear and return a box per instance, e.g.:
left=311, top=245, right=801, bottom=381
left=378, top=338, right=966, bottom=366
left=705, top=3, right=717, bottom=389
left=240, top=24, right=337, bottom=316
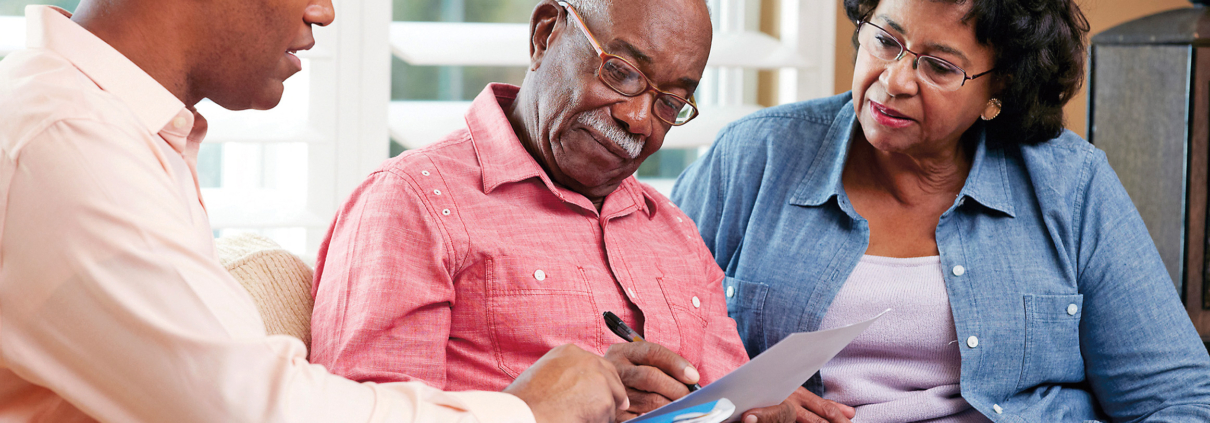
left=527, top=1, right=564, bottom=71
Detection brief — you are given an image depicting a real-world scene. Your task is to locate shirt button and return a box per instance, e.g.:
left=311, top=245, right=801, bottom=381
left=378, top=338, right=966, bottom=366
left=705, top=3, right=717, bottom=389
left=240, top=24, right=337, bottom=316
left=692, top=296, right=701, bottom=308
left=993, top=404, right=1003, bottom=414
left=421, top=170, right=431, bottom=176
left=952, top=265, right=966, bottom=276
left=172, top=116, right=188, bottom=129
left=966, top=336, right=979, bottom=348
left=628, top=288, right=637, bottom=298
left=533, top=270, right=546, bottom=281
left=726, top=286, right=735, bottom=298
left=676, top=217, right=683, bottom=223
left=1067, top=304, right=1078, bottom=316
left=433, top=189, right=442, bottom=195
left=441, top=209, right=451, bottom=216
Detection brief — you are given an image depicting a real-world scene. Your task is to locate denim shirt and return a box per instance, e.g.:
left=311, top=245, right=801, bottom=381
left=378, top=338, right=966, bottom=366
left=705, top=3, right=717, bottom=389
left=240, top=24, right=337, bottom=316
left=671, top=93, right=1210, bottom=422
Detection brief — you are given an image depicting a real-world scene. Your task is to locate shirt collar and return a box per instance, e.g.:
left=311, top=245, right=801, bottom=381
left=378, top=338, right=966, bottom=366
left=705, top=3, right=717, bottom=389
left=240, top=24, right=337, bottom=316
left=789, top=99, right=1016, bottom=217
left=789, top=101, right=857, bottom=207
left=468, top=83, right=657, bottom=217
left=956, top=126, right=1016, bottom=217
left=26, top=6, right=186, bottom=137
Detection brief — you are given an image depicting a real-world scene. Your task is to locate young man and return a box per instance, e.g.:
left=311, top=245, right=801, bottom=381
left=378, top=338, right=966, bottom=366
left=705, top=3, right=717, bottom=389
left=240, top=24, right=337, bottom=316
left=0, top=1, right=625, bottom=421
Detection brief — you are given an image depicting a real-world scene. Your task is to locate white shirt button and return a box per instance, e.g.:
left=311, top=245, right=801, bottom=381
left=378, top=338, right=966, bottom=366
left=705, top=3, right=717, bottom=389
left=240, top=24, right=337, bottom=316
left=692, top=296, right=701, bottom=308
left=533, top=270, right=546, bottom=281
left=1067, top=304, right=1078, bottom=316
left=993, top=404, right=1003, bottom=414
left=441, top=209, right=451, bottom=216
left=966, top=336, right=979, bottom=348
left=433, top=189, right=442, bottom=195
left=628, top=288, right=637, bottom=298
left=421, top=170, right=431, bottom=176
left=676, top=217, right=683, bottom=223
left=726, top=286, right=735, bottom=298
left=172, top=116, right=188, bottom=129
left=952, top=265, right=966, bottom=276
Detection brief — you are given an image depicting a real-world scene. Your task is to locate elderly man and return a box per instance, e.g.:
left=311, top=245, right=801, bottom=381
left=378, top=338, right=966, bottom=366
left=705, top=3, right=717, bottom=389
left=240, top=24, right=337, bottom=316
left=0, top=0, right=628, bottom=422
left=310, top=1, right=854, bottom=422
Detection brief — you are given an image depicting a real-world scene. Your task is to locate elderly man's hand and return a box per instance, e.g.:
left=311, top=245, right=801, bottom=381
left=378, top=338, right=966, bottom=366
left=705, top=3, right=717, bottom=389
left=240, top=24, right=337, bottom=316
left=739, top=387, right=855, bottom=423
left=604, top=341, right=700, bottom=420
left=503, top=344, right=629, bottom=423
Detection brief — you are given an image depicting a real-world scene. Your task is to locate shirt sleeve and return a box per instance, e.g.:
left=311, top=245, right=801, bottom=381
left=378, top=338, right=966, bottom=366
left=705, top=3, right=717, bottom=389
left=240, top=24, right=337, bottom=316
left=1074, top=150, right=1210, bottom=421
left=0, top=119, right=534, bottom=423
left=309, top=165, right=458, bottom=389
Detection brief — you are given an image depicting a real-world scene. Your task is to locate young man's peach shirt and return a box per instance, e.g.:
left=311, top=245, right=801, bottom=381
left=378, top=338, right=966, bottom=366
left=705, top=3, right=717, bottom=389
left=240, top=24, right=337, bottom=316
left=0, top=6, right=532, bottom=422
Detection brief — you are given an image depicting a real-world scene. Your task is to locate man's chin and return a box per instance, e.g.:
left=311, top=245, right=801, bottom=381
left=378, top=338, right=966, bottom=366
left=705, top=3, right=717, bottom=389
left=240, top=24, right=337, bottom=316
left=209, top=86, right=285, bottom=111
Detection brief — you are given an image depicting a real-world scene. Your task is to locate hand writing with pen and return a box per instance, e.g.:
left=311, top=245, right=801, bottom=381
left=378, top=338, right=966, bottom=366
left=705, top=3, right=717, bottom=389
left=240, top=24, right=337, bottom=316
left=602, top=312, right=856, bottom=423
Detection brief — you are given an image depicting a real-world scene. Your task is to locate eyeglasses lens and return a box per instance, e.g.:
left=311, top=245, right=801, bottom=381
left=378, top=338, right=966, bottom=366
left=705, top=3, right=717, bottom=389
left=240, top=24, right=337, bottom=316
left=858, top=23, right=968, bottom=91
left=600, top=56, right=695, bottom=125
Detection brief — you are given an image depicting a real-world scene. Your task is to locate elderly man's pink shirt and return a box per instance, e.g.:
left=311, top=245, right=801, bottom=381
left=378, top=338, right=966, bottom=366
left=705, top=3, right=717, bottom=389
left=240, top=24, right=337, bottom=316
left=0, top=6, right=534, bottom=422
left=310, top=84, right=749, bottom=391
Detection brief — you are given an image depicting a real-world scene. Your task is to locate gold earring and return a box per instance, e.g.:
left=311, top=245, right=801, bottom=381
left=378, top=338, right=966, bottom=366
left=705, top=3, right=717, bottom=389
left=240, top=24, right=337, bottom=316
left=981, top=98, right=1002, bottom=121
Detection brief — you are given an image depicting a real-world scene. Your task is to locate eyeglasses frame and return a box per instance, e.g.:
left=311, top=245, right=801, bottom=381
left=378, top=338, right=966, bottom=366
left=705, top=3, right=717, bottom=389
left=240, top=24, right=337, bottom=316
left=556, top=1, right=699, bottom=126
left=857, top=19, right=995, bottom=91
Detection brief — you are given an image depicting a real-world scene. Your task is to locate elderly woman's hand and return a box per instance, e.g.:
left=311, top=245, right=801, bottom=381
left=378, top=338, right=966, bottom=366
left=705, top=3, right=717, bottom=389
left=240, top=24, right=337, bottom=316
left=738, top=387, right=855, bottom=423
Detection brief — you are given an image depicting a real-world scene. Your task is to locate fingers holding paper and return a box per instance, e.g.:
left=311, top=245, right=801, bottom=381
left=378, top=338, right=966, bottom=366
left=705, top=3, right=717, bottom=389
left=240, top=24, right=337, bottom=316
left=740, top=387, right=855, bottom=423
left=605, top=341, right=701, bottom=419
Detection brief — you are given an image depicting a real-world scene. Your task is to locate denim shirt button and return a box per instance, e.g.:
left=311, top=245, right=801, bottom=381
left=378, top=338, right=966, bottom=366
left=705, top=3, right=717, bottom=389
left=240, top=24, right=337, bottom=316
left=993, top=404, right=1003, bottom=414
left=966, top=336, right=979, bottom=348
left=1067, top=304, right=1078, bottom=315
left=952, top=265, right=966, bottom=276
left=726, top=286, right=735, bottom=298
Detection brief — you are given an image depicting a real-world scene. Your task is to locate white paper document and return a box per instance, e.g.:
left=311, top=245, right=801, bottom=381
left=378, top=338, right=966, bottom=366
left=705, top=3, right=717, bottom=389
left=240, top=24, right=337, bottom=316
left=630, top=309, right=889, bottom=423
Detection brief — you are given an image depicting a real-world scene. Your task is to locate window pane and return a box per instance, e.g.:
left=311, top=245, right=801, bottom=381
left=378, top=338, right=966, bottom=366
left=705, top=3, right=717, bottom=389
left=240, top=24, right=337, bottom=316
left=637, top=148, right=699, bottom=179
left=0, top=0, right=78, bottom=15
left=394, top=0, right=534, bottom=23
left=391, top=57, right=526, bottom=101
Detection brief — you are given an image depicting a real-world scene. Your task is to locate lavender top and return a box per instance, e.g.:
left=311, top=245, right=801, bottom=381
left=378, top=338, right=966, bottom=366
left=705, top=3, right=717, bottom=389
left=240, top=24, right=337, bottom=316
left=819, top=255, right=991, bottom=423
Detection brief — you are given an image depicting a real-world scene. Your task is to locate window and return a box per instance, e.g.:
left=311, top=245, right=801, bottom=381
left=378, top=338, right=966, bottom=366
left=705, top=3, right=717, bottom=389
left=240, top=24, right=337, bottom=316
left=1, top=0, right=837, bottom=261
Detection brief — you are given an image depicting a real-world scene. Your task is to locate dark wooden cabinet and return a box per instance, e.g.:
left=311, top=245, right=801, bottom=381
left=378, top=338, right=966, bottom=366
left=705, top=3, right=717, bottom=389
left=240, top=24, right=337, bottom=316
left=1088, top=5, right=1210, bottom=342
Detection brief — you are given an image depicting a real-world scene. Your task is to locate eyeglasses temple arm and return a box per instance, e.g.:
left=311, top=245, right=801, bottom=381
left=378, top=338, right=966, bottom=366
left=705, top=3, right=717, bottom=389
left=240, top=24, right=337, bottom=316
left=557, top=2, right=607, bottom=56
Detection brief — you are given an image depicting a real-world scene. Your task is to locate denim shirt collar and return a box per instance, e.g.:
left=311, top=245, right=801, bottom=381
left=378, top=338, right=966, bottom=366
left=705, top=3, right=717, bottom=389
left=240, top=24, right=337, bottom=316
left=788, top=100, right=1016, bottom=218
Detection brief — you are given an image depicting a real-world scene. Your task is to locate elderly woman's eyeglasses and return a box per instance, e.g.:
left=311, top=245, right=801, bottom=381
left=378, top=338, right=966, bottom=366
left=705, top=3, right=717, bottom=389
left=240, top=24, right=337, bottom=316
left=857, top=20, right=994, bottom=92
left=557, top=1, right=699, bottom=126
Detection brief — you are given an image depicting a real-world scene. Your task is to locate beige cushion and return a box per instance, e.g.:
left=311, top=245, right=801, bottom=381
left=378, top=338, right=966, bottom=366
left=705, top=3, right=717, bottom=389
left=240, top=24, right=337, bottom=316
left=215, top=233, right=314, bottom=350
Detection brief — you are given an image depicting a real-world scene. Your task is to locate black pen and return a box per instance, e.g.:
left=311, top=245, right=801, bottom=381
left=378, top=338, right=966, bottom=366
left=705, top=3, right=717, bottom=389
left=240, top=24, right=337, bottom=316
left=603, top=311, right=701, bottom=392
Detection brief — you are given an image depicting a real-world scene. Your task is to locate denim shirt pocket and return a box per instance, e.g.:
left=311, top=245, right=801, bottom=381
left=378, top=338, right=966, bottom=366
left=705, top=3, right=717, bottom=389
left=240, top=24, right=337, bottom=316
left=723, top=276, right=770, bottom=356
left=486, top=256, right=595, bottom=378
left=1017, top=294, right=1086, bottom=391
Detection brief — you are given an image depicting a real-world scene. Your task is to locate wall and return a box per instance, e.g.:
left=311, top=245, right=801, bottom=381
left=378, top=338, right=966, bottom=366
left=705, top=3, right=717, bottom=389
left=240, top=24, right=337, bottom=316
left=830, top=0, right=1191, bottom=139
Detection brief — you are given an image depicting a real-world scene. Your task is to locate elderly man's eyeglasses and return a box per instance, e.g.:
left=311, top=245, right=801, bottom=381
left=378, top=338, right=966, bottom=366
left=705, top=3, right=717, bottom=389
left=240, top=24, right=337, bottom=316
left=557, top=1, right=699, bottom=126
left=857, top=20, right=994, bottom=92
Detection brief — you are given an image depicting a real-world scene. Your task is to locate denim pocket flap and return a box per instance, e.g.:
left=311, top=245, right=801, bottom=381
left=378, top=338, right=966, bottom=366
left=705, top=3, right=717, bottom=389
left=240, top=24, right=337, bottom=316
left=723, top=276, right=769, bottom=313
left=1024, top=293, right=1084, bottom=323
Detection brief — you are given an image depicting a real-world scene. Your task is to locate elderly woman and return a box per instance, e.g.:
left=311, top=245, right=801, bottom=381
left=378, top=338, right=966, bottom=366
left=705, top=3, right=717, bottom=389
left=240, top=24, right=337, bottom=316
left=672, top=0, right=1210, bottom=421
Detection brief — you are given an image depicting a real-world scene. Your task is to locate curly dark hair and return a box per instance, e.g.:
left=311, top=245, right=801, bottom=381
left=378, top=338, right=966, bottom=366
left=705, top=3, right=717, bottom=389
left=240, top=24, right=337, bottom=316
left=844, top=0, right=1090, bottom=144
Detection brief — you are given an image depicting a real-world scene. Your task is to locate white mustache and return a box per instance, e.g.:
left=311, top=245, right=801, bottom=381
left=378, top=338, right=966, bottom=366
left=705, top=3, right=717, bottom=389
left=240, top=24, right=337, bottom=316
left=577, top=109, right=644, bottom=158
